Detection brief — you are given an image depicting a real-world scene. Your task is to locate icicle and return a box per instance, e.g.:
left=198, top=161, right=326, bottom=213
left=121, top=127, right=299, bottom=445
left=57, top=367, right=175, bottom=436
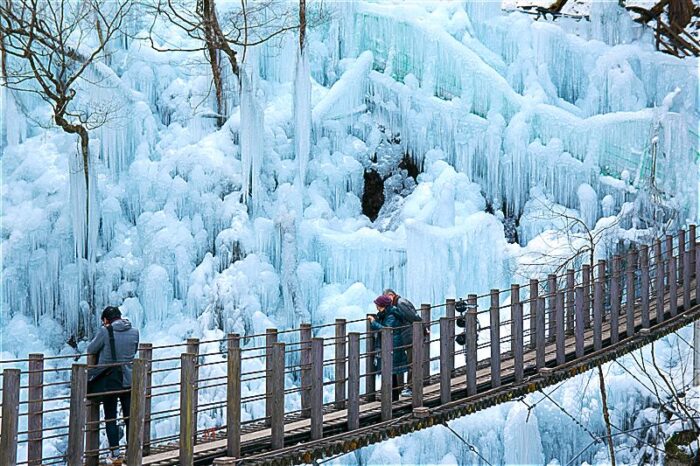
left=140, top=264, right=173, bottom=325
left=578, top=183, right=598, bottom=229
left=278, top=213, right=308, bottom=328
left=503, top=403, right=545, bottom=465
left=239, top=68, right=265, bottom=214
left=68, top=142, right=99, bottom=313
left=1, top=89, right=28, bottom=146
left=294, top=47, right=312, bottom=187
left=312, top=50, right=373, bottom=145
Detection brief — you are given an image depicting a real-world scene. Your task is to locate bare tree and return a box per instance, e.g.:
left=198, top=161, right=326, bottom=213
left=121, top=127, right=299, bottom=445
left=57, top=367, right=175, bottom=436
left=513, top=194, right=625, bottom=283
left=147, top=0, right=299, bottom=127
left=0, top=0, right=132, bottom=317
left=597, top=366, right=616, bottom=466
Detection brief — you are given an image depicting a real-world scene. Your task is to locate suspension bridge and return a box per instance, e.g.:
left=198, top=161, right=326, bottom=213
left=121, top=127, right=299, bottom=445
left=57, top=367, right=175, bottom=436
left=1, top=226, right=699, bottom=466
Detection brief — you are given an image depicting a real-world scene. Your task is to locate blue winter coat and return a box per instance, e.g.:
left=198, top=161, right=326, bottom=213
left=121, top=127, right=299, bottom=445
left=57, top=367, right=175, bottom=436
left=370, top=306, right=408, bottom=375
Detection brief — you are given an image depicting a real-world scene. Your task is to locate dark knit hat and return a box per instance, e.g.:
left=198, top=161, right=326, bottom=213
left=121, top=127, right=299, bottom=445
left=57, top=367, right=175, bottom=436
left=374, top=295, right=392, bottom=308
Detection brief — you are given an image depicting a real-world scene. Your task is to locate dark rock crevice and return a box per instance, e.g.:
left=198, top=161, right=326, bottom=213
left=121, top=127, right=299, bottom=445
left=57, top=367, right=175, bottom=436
left=361, top=169, right=385, bottom=221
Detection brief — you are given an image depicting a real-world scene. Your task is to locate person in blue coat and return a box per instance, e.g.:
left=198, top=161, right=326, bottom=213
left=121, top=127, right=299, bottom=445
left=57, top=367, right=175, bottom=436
left=368, top=295, right=409, bottom=401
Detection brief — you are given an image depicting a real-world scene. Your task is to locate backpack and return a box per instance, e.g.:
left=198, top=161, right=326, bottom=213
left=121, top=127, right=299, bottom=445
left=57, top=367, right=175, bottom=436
left=393, top=298, right=422, bottom=323
left=392, top=298, right=429, bottom=343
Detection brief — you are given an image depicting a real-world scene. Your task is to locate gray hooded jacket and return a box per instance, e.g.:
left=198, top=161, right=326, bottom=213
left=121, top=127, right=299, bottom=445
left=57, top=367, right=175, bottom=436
left=87, top=319, right=140, bottom=388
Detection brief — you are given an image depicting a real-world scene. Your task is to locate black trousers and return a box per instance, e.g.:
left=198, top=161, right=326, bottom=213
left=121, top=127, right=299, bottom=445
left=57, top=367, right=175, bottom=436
left=392, top=374, right=403, bottom=401
left=102, top=392, right=131, bottom=451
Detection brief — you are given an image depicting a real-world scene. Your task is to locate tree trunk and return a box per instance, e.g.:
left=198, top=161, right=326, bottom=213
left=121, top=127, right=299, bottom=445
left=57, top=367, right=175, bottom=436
left=669, top=0, right=693, bottom=30
left=299, top=0, right=306, bottom=51
left=206, top=44, right=225, bottom=127
left=550, top=0, right=568, bottom=13
left=201, top=0, right=227, bottom=126
left=598, top=366, right=616, bottom=466
left=94, top=13, right=110, bottom=66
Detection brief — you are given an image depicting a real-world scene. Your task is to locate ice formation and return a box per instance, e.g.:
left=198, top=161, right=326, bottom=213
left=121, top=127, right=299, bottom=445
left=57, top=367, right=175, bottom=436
left=1, top=0, right=698, bottom=464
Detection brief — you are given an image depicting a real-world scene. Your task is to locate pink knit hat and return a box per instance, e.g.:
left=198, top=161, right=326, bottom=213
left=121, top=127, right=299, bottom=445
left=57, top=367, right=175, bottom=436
left=374, top=295, right=392, bottom=308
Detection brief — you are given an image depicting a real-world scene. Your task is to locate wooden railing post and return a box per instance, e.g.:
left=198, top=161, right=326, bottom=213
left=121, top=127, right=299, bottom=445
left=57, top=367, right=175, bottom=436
left=626, top=249, right=637, bottom=338
left=127, top=358, right=147, bottom=466
left=679, top=229, right=686, bottom=280
left=334, top=319, right=347, bottom=409
left=347, top=333, right=360, bottom=430
left=411, top=321, right=424, bottom=407
left=421, top=304, right=431, bottom=381
left=511, top=285, right=524, bottom=383
left=655, top=240, right=665, bottom=324
left=445, top=299, right=456, bottom=375
left=466, top=295, right=478, bottom=395
left=265, top=328, right=278, bottom=427
left=300, top=323, right=313, bottom=414
left=380, top=327, right=393, bottom=421
left=666, top=234, right=674, bottom=265
left=226, top=333, right=241, bottom=458
left=547, top=274, right=557, bottom=343
left=529, top=279, right=538, bottom=349
left=270, top=342, right=285, bottom=449
left=310, top=338, right=324, bottom=440
left=68, top=364, right=88, bottom=466
left=0, top=368, right=20, bottom=466
left=27, top=353, right=44, bottom=466
left=696, top=244, right=700, bottom=304
left=667, top=235, right=678, bottom=317
left=593, top=260, right=605, bottom=351
left=683, top=230, right=692, bottom=310
left=533, top=296, right=547, bottom=370
left=536, top=296, right=545, bottom=370
left=364, top=318, right=376, bottom=402
left=186, top=337, right=200, bottom=444
left=179, top=353, right=196, bottom=466
left=556, top=291, right=565, bottom=365
left=489, top=290, right=501, bottom=388
left=138, top=343, right=153, bottom=456
left=610, top=256, right=621, bottom=344
left=85, top=353, right=100, bottom=466
left=575, top=287, right=585, bottom=358
left=582, top=264, right=591, bottom=328
left=670, top=248, right=679, bottom=316
left=690, top=224, right=696, bottom=274
left=439, top=317, right=451, bottom=404
left=566, top=269, right=575, bottom=333
left=640, top=245, right=650, bottom=328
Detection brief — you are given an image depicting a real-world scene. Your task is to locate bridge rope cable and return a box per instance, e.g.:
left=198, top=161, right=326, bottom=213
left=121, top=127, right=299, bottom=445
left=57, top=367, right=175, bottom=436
left=579, top=370, right=596, bottom=412
left=440, top=421, right=493, bottom=466
left=518, top=380, right=566, bottom=422
left=565, top=416, right=700, bottom=466
left=672, top=330, right=696, bottom=352
left=611, top=356, right=675, bottom=402
left=536, top=388, right=602, bottom=444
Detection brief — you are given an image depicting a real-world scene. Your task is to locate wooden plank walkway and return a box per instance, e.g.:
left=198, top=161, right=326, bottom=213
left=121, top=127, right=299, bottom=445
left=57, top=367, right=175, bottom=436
left=142, top=279, right=698, bottom=466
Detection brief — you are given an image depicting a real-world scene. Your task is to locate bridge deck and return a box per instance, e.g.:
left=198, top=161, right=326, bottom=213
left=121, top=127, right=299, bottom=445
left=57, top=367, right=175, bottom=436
left=142, top=280, right=697, bottom=466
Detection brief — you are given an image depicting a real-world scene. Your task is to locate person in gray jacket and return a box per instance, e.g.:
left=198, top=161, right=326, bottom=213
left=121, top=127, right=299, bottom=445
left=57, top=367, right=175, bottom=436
left=88, top=306, right=139, bottom=463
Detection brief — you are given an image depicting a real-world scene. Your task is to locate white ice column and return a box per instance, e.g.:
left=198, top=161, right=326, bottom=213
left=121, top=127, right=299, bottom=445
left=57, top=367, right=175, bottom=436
left=294, top=47, right=312, bottom=187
